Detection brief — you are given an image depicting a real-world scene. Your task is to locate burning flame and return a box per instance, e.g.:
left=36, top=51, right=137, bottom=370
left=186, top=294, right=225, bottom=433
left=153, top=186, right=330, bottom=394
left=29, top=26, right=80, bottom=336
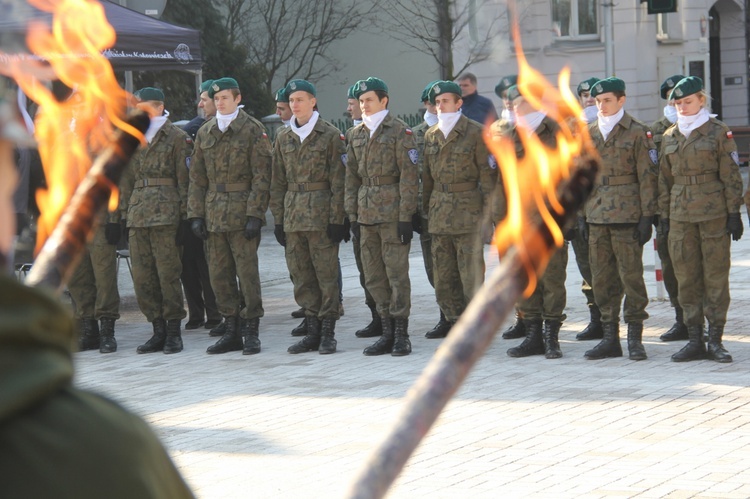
left=485, top=24, right=598, bottom=296
left=3, top=0, right=140, bottom=253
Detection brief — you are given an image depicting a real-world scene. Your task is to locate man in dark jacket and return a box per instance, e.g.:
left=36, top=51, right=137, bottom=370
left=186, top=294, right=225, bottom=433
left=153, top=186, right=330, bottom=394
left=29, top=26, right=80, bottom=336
left=456, top=72, right=498, bottom=125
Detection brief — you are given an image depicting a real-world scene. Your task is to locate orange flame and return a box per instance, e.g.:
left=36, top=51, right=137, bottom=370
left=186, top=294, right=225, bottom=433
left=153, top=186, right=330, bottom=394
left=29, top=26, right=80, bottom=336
left=485, top=23, right=598, bottom=296
left=4, top=0, right=141, bottom=253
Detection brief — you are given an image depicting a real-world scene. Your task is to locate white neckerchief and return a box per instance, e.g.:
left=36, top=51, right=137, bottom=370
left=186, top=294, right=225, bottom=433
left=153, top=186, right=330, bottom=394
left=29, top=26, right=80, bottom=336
left=145, top=110, right=169, bottom=143
left=282, top=120, right=291, bottom=128
left=353, top=119, right=362, bottom=126
left=362, top=109, right=389, bottom=138
left=597, top=107, right=624, bottom=141
left=677, top=108, right=710, bottom=138
left=516, top=111, right=546, bottom=136
left=424, top=110, right=438, bottom=127
left=663, top=105, right=678, bottom=124
left=501, top=108, right=516, bottom=125
left=582, top=105, right=598, bottom=124
left=437, top=111, right=461, bottom=138
left=217, top=108, right=240, bottom=132
left=291, top=110, right=319, bottom=143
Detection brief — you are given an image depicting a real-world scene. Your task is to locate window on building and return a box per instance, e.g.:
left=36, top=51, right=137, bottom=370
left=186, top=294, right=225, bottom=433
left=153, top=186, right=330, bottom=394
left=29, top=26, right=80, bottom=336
left=551, top=0, right=598, bottom=38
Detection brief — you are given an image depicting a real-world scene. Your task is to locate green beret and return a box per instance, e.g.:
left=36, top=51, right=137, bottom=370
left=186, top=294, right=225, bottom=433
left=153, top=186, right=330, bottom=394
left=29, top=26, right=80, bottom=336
left=353, top=77, right=388, bottom=99
left=590, top=77, right=626, bottom=97
left=494, top=75, right=518, bottom=98
left=427, top=80, right=462, bottom=104
left=208, top=77, right=239, bottom=98
left=275, top=87, right=288, bottom=103
left=199, top=79, right=214, bottom=95
left=347, top=84, right=358, bottom=100
left=660, top=74, right=686, bottom=100
left=135, top=87, right=164, bottom=102
left=577, top=77, right=600, bottom=96
left=285, top=79, right=316, bottom=97
left=670, top=76, right=703, bottom=100
left=421, top=80, right=440, bottom=102
left=505, top=85, right=521, bottom=102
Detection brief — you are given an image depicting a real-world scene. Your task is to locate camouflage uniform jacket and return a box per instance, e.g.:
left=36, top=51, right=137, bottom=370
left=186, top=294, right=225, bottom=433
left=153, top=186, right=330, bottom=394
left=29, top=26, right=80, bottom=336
left=585, top=112, right=658, bottom=224
left=412, top=120, right=429, bottom=217
left=187, top=110, right=272, bottom=232
left=120, top=121, right=191, bottom=228
left=422, top=114, right=495, bottom=234
left=658, top=118, right=742, bottom=223
left=345, top=113, right=418, bottom=224
left=651, top=116, right=672, bottom=152
left=270, top=118, right=347, bottom=232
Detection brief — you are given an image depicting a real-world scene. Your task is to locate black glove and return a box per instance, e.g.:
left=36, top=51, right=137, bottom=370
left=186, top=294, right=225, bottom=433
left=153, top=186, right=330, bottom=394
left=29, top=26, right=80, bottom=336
left=274, top=224, right=286, bottom=246
left=397, top=221, right=413, bottom=245
left=652, top=214, right=660, bottom=228
left=411, top=213, right=423, bottom=235
left=343, top=217, right=351, bottom=243
left=104, top=222, right=121, bottom=245
left=120, top=219, right=129, bottom=243
left=190, top=218, right=208, bottom=241
left=326, top=223, right=348, bottom=244
left=351, top=221, right=360, bottom=241
left=244, top=216, right=262, bottom=240
left=176, top=219, right=191, bottom=245
left=727, top=212, right=743, bottom=241
left=577, top=216, right=588, bottom=242
left=659, top=217, right=670, bottom=237
left=634, top=215, right=653, bottom=246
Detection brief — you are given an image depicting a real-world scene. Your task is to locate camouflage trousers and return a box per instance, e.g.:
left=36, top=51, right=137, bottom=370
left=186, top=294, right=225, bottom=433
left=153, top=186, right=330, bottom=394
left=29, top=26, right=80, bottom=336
left=206, top=230, right=263, bottom=320
left=569, top=227, right=595, bottom=308
left=668, top=217, right=730, bottom=327
left=656, top=221, right=680, bottom=309
left=286, top=231, right=340, bottom=319
left=360, top=222, right=411, bottom=318
left=130, top=225, right=186, bottom=322
left=420, top=218, right=435, bottom=289
left=352, top=232, right=376, bottom=310
left=68, top=224, right=120, bottom=320
left=519, top=242, right=568, bottom=321
left=588, top=224, right=649, bottom=323
left=431, top=232, right=483, bottom=321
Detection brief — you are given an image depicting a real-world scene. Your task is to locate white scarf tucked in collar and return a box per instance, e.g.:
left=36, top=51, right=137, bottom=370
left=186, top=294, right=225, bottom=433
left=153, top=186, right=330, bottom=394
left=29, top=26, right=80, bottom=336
left=437, top=111, right=461, bottom=138
left=217, top=108, right=240, bottom=132
left=597, top=107, right=624, bottom=141
left=362, top=109, right=389, bottom=138
left=501, top=108, right=516, bottom=125
left=582, top=105, right=598, bottom=124
left=663, top=105, right=678, bottom=124
left=291, top=111, right=319, bottom=143
left=424, top=110, right=438, bottom=127
left=677, top=108, right=710, bottom=139
left=516, top=111, right=546, bottom=136
left=353, top=118, right=362, bottom=127
left=145, top=110, right=169, bottom=143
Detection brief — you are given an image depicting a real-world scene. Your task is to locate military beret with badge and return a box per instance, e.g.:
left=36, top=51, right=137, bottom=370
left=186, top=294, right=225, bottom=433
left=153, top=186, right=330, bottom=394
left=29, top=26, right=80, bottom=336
left=590, top=77, right=626, bottom=97
left=660, top=74, right=685, bottom=100
left=505, top=84, right=522, bottom=102
left=353, top=77, right=388, bottom=99
left=577, top=77, right=600, bottom=96
left=285, top=79, right=316, bottom=97
left=208, top=77, right=239, bottom=98
left=199, top=79, right=215, bottom=95
left=421, top=80, right=440, bottom=103
left=135, top=87, right=165, bottom=102
left=669, top=76, right=703, bottom=100
left=275, top=87, right=289, bottom=103
left=427, top=80, right=461, bottom=104
left=494, top=74, right=518, bottom=98
left=347, top=84, right=358, bottom=100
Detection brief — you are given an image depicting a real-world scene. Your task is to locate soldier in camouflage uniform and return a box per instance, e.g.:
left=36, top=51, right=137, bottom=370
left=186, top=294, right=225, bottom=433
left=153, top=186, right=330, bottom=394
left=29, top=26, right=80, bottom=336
left=188, top=77, right=273, bottom=355
left=652, top=74, right=688, bottom=342
left=582, top=77, right=658, bottom=361
left=422, top=81, right=494, bottom=339
left=270, top=80, right=347, bottom=354
left=120, top=87, right=191, bottom=354
left=345, top=77, right=418, bottom=356
left=658, top=76, right=743, bottom=363
left=498, top=85, right=568, bottom=359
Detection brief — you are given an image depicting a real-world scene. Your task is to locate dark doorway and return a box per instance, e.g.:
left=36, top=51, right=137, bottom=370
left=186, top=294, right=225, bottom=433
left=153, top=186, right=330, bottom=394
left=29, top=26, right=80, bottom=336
left=709, top=6, right=722, bottom=120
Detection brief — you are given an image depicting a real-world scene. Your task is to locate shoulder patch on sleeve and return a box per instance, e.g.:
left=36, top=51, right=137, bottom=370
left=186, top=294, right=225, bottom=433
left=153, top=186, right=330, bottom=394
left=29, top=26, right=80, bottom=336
left=646, top=130, right=653, bottom=139
left=262, top=132, right=268, bottom=139
left=408, top=149, right=418, bottom=164
left=731, top=151, right=740, bottom=166
left=340, top=133, right=346, bottom=141
left=488, top=155, right=498, bottom=169
left=405, top=128, right=413, bottom=135
left=186, top=157, right=191, bottom=169
left=648, top=149, right=658, bottom=165
left=341, top=153, right=348, bottom=167
left=185, top=137, right=193, bottom=145
left=727, top=130, right=734, bottom=139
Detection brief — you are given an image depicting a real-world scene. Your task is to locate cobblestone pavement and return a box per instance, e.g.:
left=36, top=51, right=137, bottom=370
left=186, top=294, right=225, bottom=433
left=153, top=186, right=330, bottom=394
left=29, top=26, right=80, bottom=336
left=69, top=209, right=750, bottom=498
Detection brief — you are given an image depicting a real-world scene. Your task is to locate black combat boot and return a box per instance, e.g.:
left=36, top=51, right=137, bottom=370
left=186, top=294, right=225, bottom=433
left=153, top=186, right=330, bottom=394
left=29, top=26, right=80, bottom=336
left=626, top=322, right=647, bottom=361
left=208, top=319, right=226, bottom=337
left=291, top=307, right=305, bottom=319
left=502, top=313, right=526, bottom=339
left=99, top=317, right=117, bottom=353
left=576, top=305, right=603, bottom=340
left=355, top=308, right=383, bottom=338
left=392, top=318, right=412, bottom=356
left=319, top=318, right=337, bottom=354
left=242, top=317, right=261, bottom=355
left=706, top=325, right=732, bottom=363
left=137, top=318, right=167, bottom=354
left=291, top=317, right=307, bottom=337
left=425, top=311, right=452, bottom=339
left=206, top=316, right=243, bottom=354
left=163, top=319, right=183, bottom=354
left=542, top=320, right=562, bottom=359
left=584, top=322, right=623, bottom=359
left=507, top=319, right=544, bottom=357
left=363, top=317, right=394, bottom=356
left=659, top=306, right=688, bottom=342
left=671, top=325, right=706, bottom=362
left=78, top=318, right=100, bottom=351
left=288, top=316, right=321, bottom=354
